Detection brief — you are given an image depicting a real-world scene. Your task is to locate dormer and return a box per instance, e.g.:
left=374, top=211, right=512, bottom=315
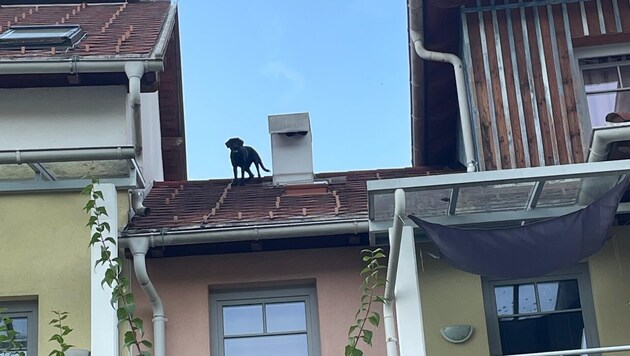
left=0, top=1, right=186, bottom=192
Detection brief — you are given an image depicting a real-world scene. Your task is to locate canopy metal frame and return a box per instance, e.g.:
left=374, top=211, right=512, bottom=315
left=367, top=160, right=630, bottom=242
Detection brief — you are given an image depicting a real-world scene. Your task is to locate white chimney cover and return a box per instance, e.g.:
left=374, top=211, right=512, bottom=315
left=268, top=112, right=311, bottom=134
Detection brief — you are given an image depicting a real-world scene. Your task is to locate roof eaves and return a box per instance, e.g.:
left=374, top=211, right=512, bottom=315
left=150, top=3, right=177, bottom=59
left=120, top=218, right=371, bottom=248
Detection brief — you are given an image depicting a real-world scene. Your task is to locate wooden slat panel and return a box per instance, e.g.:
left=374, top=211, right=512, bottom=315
left=601, top=0, right=618, bottom=33
left=484, top=8, right=512, bottom=168
left=510, top=3, right=543, bottom=167
left=555, top=4, right=585, bottom=163
left=619, top=0, right=630, bottom=31
left=462, top=0, right=589, bottom=170
left=525, top=6, right=555, bottom=166
left=467, top=11, right=498, bottom=170
left=566, top=2, right=584, bottom=37
left=584, top=0, right=601, bottom=35
left=498, top=3, right=529, bottom=168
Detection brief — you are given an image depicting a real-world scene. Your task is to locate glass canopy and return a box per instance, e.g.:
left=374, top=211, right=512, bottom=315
left=367, top=160, right=630, bottom=240
left=0, top=147, right=139, bottom=192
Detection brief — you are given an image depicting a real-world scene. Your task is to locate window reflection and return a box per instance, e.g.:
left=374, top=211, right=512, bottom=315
left=493, top=278, right=585, bottom=354
left=223, top=305, right=263, bottom=336
left=266, top=302, right=306, bottom=333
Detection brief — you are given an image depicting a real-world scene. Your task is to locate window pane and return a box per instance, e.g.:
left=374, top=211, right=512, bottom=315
left=499, top=311, right=584, bottom=354
left=583, top=67, right=619, bottom=92
left=495, top=286, right=514, bottom=316
left=539, top=280, right=581, bottom=312
left=225, top=334, right=308, bottom=356
left=587, top=92, right=617, bottom=127
left=518, top=284, right=537, bottom=314
left=0, top=317, right=27, bottom=352
left=266, top=302, right=306, bottom=333
left=223, top=305, right=263, bottom=336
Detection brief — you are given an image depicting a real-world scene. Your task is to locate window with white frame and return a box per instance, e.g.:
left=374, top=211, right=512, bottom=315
left=580, top=55, right=630, bottom=127
left=0, top=301, right=38, bottom=356
left=210, top=285, right=321, bottom=356
left=482, top=265, right=599, bottom=355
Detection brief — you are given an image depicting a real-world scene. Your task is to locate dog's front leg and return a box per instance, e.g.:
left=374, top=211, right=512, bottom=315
left=233, top=166, right=241, bottom=186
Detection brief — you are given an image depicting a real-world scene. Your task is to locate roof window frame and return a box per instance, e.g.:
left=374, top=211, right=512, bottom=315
left=0, top=24, right=85, bottom=49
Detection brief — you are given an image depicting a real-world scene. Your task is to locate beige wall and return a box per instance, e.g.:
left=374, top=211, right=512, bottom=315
left=416, top=244, right=490, bottom=356
left=132, top=246, right=386, bottom=356
left=588, top=226, right=630, bottom=355
left=0, top=191, right=128, bottom=356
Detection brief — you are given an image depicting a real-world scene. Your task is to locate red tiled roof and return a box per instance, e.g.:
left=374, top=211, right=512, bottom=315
left=0, top=1, right=171, bottom=58
left=125, top=166, right=459, bottom=232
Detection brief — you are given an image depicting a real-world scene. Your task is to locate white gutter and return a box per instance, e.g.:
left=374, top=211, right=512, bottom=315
left=0, top=146, right=135, bottom=164
left=587, top=124, right=630, bottom=163
left=383, top=189, right=405, bottom=356
left=127, top=238, right=166, bottom=356
left=121, top=219, right=369, bottom=246
left=578, top=123, right=630, bottom=204
left=408, top=0, right=476, bottom=172
left=0, top=59, right=163, bottom=75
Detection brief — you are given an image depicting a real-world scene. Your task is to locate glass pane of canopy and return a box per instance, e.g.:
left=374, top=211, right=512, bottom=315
left=367, top=160, right=630, bottom=231
left=0, top=164, right=36, bottom=180
left=42, top=160, right=130, bottom=179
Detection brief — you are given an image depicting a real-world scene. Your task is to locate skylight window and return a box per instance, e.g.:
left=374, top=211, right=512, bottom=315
left=0, top=25, right=84, bottom=48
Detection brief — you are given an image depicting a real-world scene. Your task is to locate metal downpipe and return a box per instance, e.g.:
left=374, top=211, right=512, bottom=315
left=125, top=62, right=144, bottom=155
left=408, top=0, right=477, bottom=172
left=383, top=189, right=406, bottom=356
left=128, top=238, right=165, bottom=356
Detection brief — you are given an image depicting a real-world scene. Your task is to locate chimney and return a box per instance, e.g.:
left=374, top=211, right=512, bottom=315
left=268, top=112, right=314, bottom=185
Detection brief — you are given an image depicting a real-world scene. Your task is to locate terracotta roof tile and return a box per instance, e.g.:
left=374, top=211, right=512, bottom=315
left=0, top=1, right=170, bottom=58
left=126, top=166, right=458, bottom=232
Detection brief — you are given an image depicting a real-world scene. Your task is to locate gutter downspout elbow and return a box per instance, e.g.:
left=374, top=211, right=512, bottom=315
left=125, top=62, right=145, bottom=155
left=409, top=0, right=476, bottom=172
left=383, top=189, right=406, bottom=356
left=128, top=238, right=165, bottom=356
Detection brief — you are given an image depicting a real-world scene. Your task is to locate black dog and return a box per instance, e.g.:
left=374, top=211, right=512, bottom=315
left=225, top=137, right=271, bottom=185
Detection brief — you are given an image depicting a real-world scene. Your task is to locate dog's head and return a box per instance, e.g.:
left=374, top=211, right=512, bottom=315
left=225, top=137, right=244, bottom=152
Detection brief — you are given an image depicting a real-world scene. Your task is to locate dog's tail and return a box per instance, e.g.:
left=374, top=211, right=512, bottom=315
left=260, top=162, right=271, bottom=172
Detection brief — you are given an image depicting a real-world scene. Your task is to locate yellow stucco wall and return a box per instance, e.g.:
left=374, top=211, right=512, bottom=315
left=416, top=244, right=490, bottom=356
left=416, top=227, right=630, bottom=356
left=0, top=191, right=128, bottom=356
left=588, top=226, right=630, bottom=355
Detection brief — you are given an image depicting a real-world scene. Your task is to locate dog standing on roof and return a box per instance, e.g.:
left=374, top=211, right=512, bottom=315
left=225, top=137, right=271, bottom=186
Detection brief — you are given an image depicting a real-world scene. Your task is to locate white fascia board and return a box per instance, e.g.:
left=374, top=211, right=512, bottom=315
left=367, top=159, right=630, bottom=193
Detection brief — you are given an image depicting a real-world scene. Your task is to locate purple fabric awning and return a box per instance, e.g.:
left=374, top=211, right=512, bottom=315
left=409, top=175, right=630, bottom=278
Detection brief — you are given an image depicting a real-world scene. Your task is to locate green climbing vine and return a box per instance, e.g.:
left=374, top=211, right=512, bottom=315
left=82, top=179, right=151, bottom=355
left=345, top=248, right=387, bottom=356
left=48, top=311, right=73, bottom=356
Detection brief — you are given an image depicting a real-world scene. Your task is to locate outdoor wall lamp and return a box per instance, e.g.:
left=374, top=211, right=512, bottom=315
left=440, top=325, right=473, bottom=344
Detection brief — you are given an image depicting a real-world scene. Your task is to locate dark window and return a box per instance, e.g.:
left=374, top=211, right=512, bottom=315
left=483, top=265, right=599, bottom=356
left=0, top=25, right=84, bottom=49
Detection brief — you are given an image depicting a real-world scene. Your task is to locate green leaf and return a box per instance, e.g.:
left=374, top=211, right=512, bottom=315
left=117, top=308, right=129, bottom=323
left=140, top=339, right=152, bottom=348
left=361, top=329, right=373, bottom=346
left=123, top=330, right=136, bottom=346
left=81, top=184, right=94, bottom=195
left=367, top=313, right=380, bottom=327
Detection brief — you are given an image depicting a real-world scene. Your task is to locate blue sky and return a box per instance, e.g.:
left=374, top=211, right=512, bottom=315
left=178, top=1, right=411, bottom=179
